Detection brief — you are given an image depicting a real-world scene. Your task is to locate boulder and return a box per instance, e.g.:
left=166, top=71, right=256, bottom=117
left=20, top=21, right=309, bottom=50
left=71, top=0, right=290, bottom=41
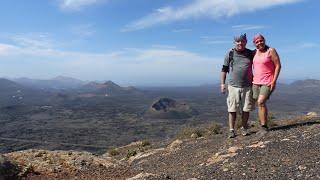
left=0, top=155, right=19, bottom=179
left=306, top=112, right=318, bottom=117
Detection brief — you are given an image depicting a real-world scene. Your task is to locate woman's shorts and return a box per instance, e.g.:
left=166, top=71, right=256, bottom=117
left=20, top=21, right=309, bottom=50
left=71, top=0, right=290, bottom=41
left=227, top=85, right=254, bottom=113
left=252, top=84, right=273, bottom=100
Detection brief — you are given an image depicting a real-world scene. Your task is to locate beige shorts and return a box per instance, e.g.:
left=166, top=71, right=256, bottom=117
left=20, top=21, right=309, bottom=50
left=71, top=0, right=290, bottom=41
left=227, top=85, right=254, bottom=112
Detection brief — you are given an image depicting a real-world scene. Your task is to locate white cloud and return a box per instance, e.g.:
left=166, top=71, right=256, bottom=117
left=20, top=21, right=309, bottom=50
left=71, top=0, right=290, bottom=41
left=0, top=37, right=221, bottom=85
left=151, top=45, right=177, bottom=49
left=11, top=33, right=53, bottom=49
left=172, top=29, right=192, bottom=33
left=200, top=35, right=230, bottom=45
left=70, top=24, right=96, bottom=37
left=59, top=0, right=104, bottom=10
left=206, top=40, right=230, bottom=45
left=280, top=42, right=319, bottom=52
left=299, top=42, right=319, bottom=49
left=232, top=24, right=266, bottom=31
left=123, top=0, right=303, bottom=31
left=0, top=44, right=17, bottom=55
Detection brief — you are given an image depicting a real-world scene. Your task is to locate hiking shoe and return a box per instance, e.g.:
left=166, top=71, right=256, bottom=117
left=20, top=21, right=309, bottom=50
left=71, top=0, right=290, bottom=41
left=228, top=130, right=236, bottom=138
left=240, top=127, right=249, bottom=136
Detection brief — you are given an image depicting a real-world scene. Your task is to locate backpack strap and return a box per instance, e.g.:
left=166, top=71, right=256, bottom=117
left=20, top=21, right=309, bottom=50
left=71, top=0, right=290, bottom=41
left=229, top=48, right=234, bottom=71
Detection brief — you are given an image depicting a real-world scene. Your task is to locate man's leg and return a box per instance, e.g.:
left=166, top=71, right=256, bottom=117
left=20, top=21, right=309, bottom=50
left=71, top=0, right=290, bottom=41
left=240, top=86, right=254, bottom=136
left=229, top=112, right=237, bottom=130
left=240, top=111, right=250, bottom=136
left=227, top=85, right=239, bottom=138
left=228, top=112, right=237, bottom=138
left=242, top=111, right=249, bottom=128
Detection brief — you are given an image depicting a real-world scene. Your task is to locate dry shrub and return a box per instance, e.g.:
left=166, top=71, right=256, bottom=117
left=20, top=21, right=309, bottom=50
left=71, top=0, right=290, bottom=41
left=176, top=127, right=205, bottom=139
left=207, top=122, right=222, bottom=135
left=108, top=148, right=120, bottom=156
left=126, top=150, right=137, bottom=159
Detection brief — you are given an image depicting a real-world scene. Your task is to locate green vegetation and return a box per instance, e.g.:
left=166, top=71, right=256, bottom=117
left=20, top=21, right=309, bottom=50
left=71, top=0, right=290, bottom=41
left=176, top=122, right=222, bottom=139
left=267, top=113, right=278, bottom=127
left=141, top=140, right=151, bottom=147
left=108, top=148, right=120, bottom=156
left=176, top=126, right=204, bottom=139
left=126, top=150, right=137, bottom=159
left=193, top=129, right=205, bottom=138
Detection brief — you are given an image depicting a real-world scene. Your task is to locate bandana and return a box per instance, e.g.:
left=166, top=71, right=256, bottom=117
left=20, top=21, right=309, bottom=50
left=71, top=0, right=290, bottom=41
left=253, top=34, right=265, bottom=43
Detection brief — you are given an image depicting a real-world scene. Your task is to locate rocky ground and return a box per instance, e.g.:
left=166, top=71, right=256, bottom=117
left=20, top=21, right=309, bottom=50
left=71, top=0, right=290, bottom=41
left=1, top=115, right=320, bottom=180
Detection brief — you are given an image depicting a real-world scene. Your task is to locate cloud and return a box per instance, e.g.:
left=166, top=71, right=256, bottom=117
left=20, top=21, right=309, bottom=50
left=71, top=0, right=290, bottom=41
left=280, top=42, right=319, bottom=52
left=0, top=44, right=17, bottom=55
left=70, top=24, right=96, bottom=37
left=172, top=29, right=192, bottom=33
left=299, top=42, right=319, bottom=49
left=59, top=0, right=104, bottom=10
left=10, top=33, right=53, bottom=49
left=200, top=35, right=230, bottom=45
left=123, top=0, right=303, bottom=31
left=151, top=44, right=177, bottom=49
left=232, top=24, right=266, bottom=31
left=0, top=36, right=221, bottom=85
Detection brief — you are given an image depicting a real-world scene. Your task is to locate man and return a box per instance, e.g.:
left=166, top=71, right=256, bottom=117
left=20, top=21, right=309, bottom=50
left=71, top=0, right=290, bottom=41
left=220, top=33, right=254, bottom=138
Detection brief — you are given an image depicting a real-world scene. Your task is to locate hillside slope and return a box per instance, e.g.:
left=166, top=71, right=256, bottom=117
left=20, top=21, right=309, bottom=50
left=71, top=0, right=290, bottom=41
left=1, top=116, right=320, bottom=179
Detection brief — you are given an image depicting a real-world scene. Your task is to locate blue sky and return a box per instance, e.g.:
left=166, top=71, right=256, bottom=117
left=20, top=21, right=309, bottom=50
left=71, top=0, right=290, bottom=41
left=0, top=0, right=319, bottom=86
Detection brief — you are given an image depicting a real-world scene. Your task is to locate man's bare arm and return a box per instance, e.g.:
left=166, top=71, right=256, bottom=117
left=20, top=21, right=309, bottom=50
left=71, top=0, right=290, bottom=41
left=220, top=71, right=227, bottom=93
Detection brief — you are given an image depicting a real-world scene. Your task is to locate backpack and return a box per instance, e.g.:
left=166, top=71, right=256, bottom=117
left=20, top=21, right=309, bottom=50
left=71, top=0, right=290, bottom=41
left=228, top=49, right=255, bottom=72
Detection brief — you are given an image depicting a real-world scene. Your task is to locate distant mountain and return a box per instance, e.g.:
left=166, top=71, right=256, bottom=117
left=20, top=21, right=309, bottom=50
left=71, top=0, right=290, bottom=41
left=0, top=78, right=53, bottom=107
left=79, top=81, right=139, bottom=96
left=0, top=78, right=24, bottom=92
left=13, top=76, right=86, bottom=90
left=290, top=79, right=320, bottom=88
left=104, top=80, right=121, bottom=88
left=52, top=76, right=85, bottom=85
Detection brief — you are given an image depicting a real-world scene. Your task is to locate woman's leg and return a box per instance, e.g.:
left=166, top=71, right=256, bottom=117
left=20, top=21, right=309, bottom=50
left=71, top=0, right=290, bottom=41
left=257, top=95, right=268, bottom=126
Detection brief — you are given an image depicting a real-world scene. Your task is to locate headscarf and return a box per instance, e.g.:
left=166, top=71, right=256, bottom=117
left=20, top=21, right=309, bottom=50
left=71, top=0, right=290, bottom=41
left=253, top=33, right=265, bottom=43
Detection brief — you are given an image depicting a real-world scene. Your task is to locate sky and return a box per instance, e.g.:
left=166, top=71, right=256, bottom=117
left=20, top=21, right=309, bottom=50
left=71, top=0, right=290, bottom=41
left=0, top=0, right=319, bottom=86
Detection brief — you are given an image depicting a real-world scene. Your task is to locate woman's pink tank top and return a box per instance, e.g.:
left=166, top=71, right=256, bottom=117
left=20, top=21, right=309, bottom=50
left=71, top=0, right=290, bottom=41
left=253, top=49, right=275, bottom=85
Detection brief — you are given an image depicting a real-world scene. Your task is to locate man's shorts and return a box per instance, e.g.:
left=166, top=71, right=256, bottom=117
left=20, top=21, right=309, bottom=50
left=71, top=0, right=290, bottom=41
left=252, top=84, right=273, bottom=100
left=227, top=85, right=254, bottom=113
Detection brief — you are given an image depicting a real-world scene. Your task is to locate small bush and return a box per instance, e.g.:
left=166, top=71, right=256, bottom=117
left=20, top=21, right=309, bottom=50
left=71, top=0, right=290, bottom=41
left=176, top=127, right=204, bottom=139
left=268, top=113, right=278, bottom=127
left=141, top=140, right=151, bottom=147
left=108, top=148, right=120, bottom=156
left=126, top=150, right=137, bottom=159
left=207, top=122, right=222, bottom=134
left=176, top=127, right=194, bottom=139
left=193, top=129, right=204, bottom=138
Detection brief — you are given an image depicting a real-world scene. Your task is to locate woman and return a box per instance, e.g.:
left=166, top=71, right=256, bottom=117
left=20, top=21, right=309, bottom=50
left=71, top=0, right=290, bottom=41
left=252, top=34, right=281, bottom=134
